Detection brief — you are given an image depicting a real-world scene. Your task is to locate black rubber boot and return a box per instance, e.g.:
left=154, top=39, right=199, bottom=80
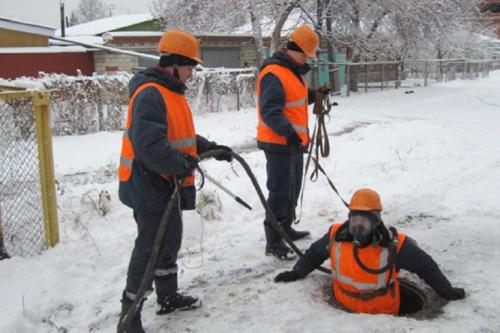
left=282, top=216, right=310, bottom=241
left=0, top=250, right=9, bottom=260
left=0, top=233, right=9, bottom=260
left=120, top=291, right=145, bottom=333
left=157, top=292, right=201, bottom=315
left=264, top=224, right=296, bottom=260
left=285, top=226, right=311, bottom=241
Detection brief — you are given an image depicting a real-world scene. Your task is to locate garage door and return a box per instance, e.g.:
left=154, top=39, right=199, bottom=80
left=201, top=48, right=240, bottom=68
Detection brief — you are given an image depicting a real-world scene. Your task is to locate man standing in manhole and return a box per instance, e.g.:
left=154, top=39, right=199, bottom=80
left=275, top=188, right=465, bottom=314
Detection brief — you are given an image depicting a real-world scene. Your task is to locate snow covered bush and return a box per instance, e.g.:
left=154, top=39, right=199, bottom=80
left=8, top=69, right=257, bottom=136
left=195, top=189, right=222, bottom=221
left=187, top=68, right=256, bottom=113
left=39, top=72, right=131, bottom=135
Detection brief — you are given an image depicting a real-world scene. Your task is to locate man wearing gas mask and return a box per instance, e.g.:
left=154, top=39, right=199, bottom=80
left=274, top=188, right=465, bottom=315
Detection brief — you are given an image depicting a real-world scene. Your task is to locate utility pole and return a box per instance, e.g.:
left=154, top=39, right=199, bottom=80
left=60, top=0, right=66, bottom=37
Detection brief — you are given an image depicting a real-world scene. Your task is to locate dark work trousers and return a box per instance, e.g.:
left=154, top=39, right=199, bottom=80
left=125, top=204, right=183, bottom=300
left=263, top=149, right=304, bottom=229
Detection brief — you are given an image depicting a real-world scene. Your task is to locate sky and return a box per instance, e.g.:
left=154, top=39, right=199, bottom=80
left=0, top=0, right=152, bottom=28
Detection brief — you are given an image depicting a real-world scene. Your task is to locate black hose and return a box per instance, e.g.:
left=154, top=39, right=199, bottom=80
left=117, top=177, right=183, bottom=333
left=352, top=242, right=393, bottom=275
left=228, top=151, right=331, bottom=275
left=288, top=147, right=297, bottom=223
left=117, top=149, right=331, bottom=332
left=310, top=91, right=332, bottom=181
left=118, top=150, right=224, bottom=333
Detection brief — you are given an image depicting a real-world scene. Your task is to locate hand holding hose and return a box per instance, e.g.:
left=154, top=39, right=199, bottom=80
left=317, top=85, right=332, bottom=96
left=208, top=144, right=233, bottom=162
left=181, top=154, right=199, bottom=177
left=313, top=87, right=333, bottom=116
left=286, top=132, right=302, bottom=147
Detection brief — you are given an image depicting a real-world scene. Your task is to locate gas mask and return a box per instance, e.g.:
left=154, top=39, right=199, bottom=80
left=348, top=211, right=378, bottom=247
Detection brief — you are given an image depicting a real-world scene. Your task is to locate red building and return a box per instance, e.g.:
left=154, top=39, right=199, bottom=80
left=0, top=17, right=94, bottom=79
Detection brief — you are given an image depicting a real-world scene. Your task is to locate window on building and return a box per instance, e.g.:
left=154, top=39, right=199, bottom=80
left=201, top=48, right=241, bottom=68
left=486, top=4, right=500, bottom=13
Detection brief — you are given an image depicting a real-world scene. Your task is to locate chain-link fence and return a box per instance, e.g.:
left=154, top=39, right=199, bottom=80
left=336, top=59, right=500, bottom=96
left=0, top=89, right=59, bottom=257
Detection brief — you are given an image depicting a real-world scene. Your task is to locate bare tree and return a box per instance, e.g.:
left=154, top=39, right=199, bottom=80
left=304, top=0, right=490, bottom=61
left=269, top=0, right=302, bottom=53
left=151, top=0, right=304, bottom=64
left=68, top=11, right=80, bottom=27
left=248, top=0, right=265, bottom=65
left=151, top=0, right=247, bottom=33
left=151, top=0, right=492, bottom=67
left=76, top=0, right=109, bottom=23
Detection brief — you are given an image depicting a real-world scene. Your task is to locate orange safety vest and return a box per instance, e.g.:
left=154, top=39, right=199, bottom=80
left=118, top=82, right=197, bottom=187
left=329, top=224, right=406, bottom=315
left=256, top=64, right=309, bottom=146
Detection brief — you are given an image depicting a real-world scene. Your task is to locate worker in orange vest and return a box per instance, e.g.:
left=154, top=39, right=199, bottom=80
left=275, top=188, right=466, bottom=314
left=257, top=25, right=330, bottom=260
left=117, top=29, right=233, bottom=332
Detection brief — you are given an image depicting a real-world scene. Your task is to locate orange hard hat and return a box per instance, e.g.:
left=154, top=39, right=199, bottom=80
left=157, top=29, right=203, bottom=64
left=349, top=188, right=382, bottom=211
left=289, top=25, right=319, bottom=59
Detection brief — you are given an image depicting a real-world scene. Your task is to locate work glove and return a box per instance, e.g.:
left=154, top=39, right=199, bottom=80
left=210, top=144, right=233, bottom=162
left=274, top=270, right=301, bottom=283
left=443, top=287, right=466, bottom=300
left=286, top=131, right=302, bottom=147
left=180, top=154, right=199, bottom=178
left=317, top=85, right=332, bottom=96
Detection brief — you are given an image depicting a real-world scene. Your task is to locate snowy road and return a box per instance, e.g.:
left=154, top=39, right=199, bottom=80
left=1, top=72, right=500, bottom=332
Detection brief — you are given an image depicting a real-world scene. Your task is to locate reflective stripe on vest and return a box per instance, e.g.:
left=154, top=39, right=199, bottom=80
left=123, top=128, right=196, bottom=149
left=118, top=82, right=197, bottom=186
left=285, top=96, right=307, bottom=108
left=328, top=224, right=406, bottom=314
left=332, top=240, right=393, bottom=290
left=258, top=121, right=308, bottom=134
left=256, top=64, right=309, bottom=146
left=120, top=156, right=133, bottom=169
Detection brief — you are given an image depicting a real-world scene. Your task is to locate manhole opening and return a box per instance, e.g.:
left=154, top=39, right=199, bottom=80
left=398, top=279, right=426, bottom=315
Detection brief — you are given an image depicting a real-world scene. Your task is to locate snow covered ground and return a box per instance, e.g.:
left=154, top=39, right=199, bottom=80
left=2, top=72, right=500, bottom=332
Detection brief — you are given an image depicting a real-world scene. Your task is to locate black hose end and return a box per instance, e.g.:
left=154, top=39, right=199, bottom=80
left=236, top=196, right=252, bottom=210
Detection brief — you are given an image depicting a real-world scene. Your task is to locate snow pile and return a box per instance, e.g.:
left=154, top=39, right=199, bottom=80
left=1, top=72, right=500, bottom=332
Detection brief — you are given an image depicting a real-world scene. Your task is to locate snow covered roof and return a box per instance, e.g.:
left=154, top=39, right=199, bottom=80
left=0, top=16, right=55, bottom=37
left=103, top=31, right=254, bottom=38
left=51, top=35, right=105, bottom=46
left=103, top=31, right=163, bottom=38
left=0, top=46, right=90, bottom=54
left=56, top=13, right=153, bottom=37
